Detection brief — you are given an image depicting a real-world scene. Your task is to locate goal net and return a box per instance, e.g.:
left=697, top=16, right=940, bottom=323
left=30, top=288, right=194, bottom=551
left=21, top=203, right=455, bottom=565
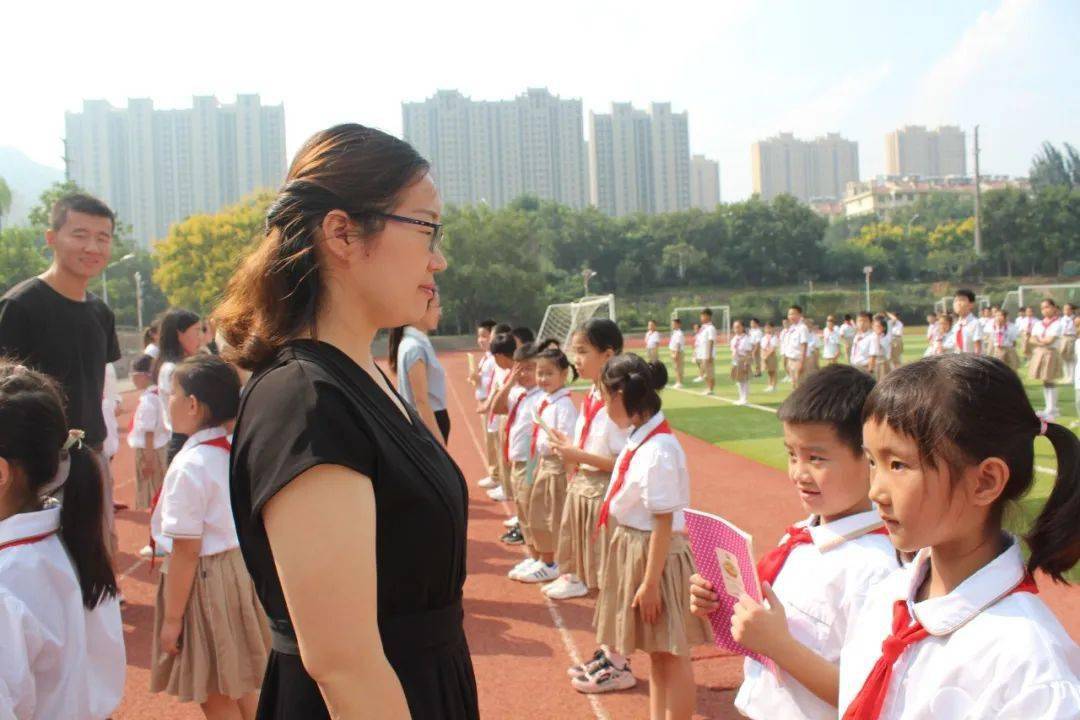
left=670, top=305, right=731, bottom=344
left=1001, top=290, right=1021, bottom=316
left=537, top=294, right=617, bottom=348
left=1018, top=284, right=1080, bottom=310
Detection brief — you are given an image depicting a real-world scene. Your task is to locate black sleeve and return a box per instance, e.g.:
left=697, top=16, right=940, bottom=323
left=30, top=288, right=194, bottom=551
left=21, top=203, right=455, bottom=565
left=0, top=297, right=33, bottom=362
left=238, top=360, right=378, bottom=519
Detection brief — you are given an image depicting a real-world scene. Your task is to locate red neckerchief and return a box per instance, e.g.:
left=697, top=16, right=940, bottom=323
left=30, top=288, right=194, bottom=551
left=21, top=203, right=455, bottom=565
left=595, top=420, right=672, bottom=533
left=149, top=434, right=232, bottom=569
left=842, top=573, right=1038, bottom=720
left=569, top=389, right=606, bottom=482
left=0, top=530, right=57, bottom=553
left=756, top=524, right=888, bottom=587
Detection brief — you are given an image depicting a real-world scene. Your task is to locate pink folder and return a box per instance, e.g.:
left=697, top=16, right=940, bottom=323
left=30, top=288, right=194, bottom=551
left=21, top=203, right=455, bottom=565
left=684, top=509, right=768, bottom=664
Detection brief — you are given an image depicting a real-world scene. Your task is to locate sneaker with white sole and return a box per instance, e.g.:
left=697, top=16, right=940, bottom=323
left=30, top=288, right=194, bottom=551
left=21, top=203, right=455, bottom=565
left=518, top=561, right=560, bottom=583
left=138, top=544, right=167, bottom=559
left=571, top=659, right=636, bottom=693
left=503, top=515, right=519, bottom=528
left=545, top=576, right=589, bottom=599
left=673, top=382, right=684, bottom=389
left=567, top=648, right=607, bottom=678
left=478, top=476, right=497, bottom=489
left=487, top=486, right=507, bottom=501
left=508, top=558, right=540, bottom=580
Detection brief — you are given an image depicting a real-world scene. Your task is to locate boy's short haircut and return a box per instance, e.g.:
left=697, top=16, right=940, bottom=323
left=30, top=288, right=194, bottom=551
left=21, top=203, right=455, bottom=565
left=700, top=308, right=713, bottom=318
left=511, top=326, right=535, bottom=344
left=131, top=354, right=153, bottom=374
left=672, top=317, right=682, bottom=325
left=494, top=323, right=513, bottom=335
left=857, top=311, right=873, bottom=322
left=844, top=314, right=854, bottom=322
left=489, top=332, right=517, bottom=357
left=789, top=304, right=803, bottom=314
left=778, top=365, right=876, bottom=454
left=955, top=288, right=976, bottom=303
left=478, top=319, right=497, bottom=331
left=512, top=341, right=542, bottom=362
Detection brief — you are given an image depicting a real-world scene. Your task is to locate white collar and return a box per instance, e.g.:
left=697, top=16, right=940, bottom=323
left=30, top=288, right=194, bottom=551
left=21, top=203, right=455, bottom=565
left=544, top=387, right=571, bottom=404
left=959, top=313, right=977, bottom=324
left=519, top=385, right=543, bottom=398
left=906, top=537, right=1029, bottom=636
left=0, top=506, right=61, bottom=546
left=802, top=510, right=885, bottom=552
left=627, top=411, right=667, bottom=450
left=404, top=326, right=429, bottom=341
left=180, top=426, right=229, bottom=453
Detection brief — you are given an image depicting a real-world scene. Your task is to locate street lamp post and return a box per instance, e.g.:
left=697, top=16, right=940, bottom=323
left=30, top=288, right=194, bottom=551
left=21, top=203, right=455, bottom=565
left=582, top=268, right=597, bottom=297
left=134, top=271, right=144, bottom=333
left=863, top=266, right=874, bottom=312
left=101, top=253, right=135, bottom=306
left=906, top=213, right=920, bottom=239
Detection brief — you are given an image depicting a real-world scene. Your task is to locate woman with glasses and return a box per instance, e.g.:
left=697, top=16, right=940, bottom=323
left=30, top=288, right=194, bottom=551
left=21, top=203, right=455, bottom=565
left=217, top=124, right=477, bottom=719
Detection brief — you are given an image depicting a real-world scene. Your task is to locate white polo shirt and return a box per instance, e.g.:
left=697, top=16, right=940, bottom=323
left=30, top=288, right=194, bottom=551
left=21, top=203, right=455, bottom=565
left=749, top=327, right=764, bottom=347
left=823, top=326, right=843, bottom=359
left=730, top=334, right=754, bottom=361
left=668, top=328, right=685, bottom=352
left=645, top=330, right=661, bottom=350
left=128, top=386, right=170, bottom=450
left=1030, top=317, right=1065, bottom=346
left=952, top=313, right=984, bottom=353
left=735, top=511, right=897, bottom=720
left=694, top=323, right=717, bottom=361
left=782, top=321, right=810, bottom=360
left=504, top=385, right=544, bottom=463
left=475, top=352, right=496, bottom=402
left=992, top=324, right=1020, bottom=348
left=533, top=387, right=578, bottom=457
left=603, top=411, right=690, bottom=532
left=850, top=331, right=879, bottom=368
left=839, top=539, right=1080, bottom=719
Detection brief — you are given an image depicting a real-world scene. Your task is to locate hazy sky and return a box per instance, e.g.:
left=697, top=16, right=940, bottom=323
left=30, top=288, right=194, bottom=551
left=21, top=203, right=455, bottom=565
left=2, top=0, right=1077, bottom=200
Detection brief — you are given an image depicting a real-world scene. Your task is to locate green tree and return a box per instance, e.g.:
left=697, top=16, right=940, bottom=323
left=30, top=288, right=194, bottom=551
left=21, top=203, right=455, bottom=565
left=27, top=180, right=84, bottom=230
left=0, top=177, right=11, bottom=232
left=1029, top=142, right=1077, bottom=191
left=0, top=227, right=49, bottom=293
left=980, top=187, right=1034, bottom=277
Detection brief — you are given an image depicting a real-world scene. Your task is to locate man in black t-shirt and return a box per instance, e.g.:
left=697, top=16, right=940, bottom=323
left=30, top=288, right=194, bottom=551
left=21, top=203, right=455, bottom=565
left=0, top=193, right=123, bottom=557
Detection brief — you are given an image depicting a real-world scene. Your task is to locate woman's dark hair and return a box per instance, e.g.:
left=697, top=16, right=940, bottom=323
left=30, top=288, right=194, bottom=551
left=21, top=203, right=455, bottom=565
left=153, top=308, right=200, bottom=382
left=172, top=355, right=242, bottom=427
left=512, top=327, right=535, bottom=344
left=601, top=354, right=667, bottom=417
left=0, top=362, right=117, bottom=608
left=490, top=332, right=517, bottom=359
left=863, top=354, right=1080, bottom=582
left=574, top=318, right=624, bottom=354
left=214, top=124, right=431, bottom=370
left=388, top=327, right=406, bottom=373
left=536, top=345, right=579, bottom=382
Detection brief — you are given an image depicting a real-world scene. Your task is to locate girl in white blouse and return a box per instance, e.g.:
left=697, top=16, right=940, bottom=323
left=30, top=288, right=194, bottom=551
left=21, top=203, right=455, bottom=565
left=729, top=320, right=754, bottom=405
left=1028, top=299, right=1066, bottom=421
left=0, top=362, right=124, bottom=720
left=571, top=355, right=712, bottom=714
left=846, top=354, right=1080, bottom=719
left=150, top=355, right=270, bottom=718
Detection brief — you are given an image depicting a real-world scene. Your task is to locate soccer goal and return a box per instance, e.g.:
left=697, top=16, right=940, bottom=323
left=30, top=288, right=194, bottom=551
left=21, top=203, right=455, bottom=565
left=537, top=294, right=617, bottom=348
left=670, top=305, right=731, bottom=343
left=1018, top=284, right=1080, bottom=310
left=1001, top=290, right=1021, bottom=316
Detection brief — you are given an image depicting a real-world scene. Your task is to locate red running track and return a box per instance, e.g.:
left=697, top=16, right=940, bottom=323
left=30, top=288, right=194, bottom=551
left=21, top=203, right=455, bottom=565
left=109, top=351, right=1079, bottom=719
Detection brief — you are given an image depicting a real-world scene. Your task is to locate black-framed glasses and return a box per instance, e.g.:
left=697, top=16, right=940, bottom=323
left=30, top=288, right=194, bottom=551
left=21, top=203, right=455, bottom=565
left=375, top=212, right=444, bottom=252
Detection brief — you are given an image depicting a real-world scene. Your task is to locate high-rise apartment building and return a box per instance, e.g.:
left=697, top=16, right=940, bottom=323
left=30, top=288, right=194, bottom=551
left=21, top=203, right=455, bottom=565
left=588, top=102, right=691, bottom=216
left=689, top=155, right=720, bottom=210
left=885, top=125, right=966, bottom=177
left=65, top=95, right=286, bottom=247
left=402, top=88, right=586, bottom=209
left=751, top=132, right=859, bottom=202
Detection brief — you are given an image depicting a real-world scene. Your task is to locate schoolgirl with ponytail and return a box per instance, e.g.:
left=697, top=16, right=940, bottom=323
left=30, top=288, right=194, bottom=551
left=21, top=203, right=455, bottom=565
left=840, top=353, right=1080, bottom=719
left=570, top=354, right=712, bottom=718
left=0, top=361, right=124, bottom=719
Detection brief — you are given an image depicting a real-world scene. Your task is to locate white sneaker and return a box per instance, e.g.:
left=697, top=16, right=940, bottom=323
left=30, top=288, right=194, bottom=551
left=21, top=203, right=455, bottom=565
left=508, top=558, right=542, bottom=580
left=487, top=486, right=507, bottom=501
left=138, top=544, right=166, bottom=559
left=478, top=476, right=497, bottom=489
left=545, top=576, right=589, bottom=599
left=693, top=377, right=704, bottom=383
left=702, top=389, right=714, bottom=396
left=673, top=382, right=684, bottom=389
left=518, top=562, right=560, bottom=583
left=503, top=515, right=519, bottom=528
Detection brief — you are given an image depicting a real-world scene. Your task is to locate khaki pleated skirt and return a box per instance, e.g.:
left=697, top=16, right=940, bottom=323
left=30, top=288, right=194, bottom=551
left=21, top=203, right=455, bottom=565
left=993, top=345, right=1020, bottom=370
left=873, top=358, right=890, bottom=382
left=151, top=547, right=271, bottom=703
left=1028, top=346, right=1062, bottom=383
left=1020, top=332, right=1033, bottom=357
left=764, top=354, right=777, bottom=372
left=555, top=469, right=611, bottom=589
left=1061, top=337, right=1076, bottom=362
left=528, top=456, right=568, bottom=554
left=594, top=527, right=713, bottom=657
left=134, top=446, right=168, bottom=511
left=510, top=460, right=532, bottom=544
left=730, top=355, right=752, bottom=383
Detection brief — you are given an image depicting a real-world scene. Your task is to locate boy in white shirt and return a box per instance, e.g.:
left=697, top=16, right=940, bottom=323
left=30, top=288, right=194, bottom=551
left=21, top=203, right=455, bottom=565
left=669, top=318, right=686, bottom=388
left=749, top=319, right=764, bottom=377
left=644, top=319, right=661, bottom=364
left=849, top=312, right=877, bottom=372
left=951, top=289, right=984, bottom=354
left=885, top=311, right=905, bottom=369
left=840, top=314, right=857, bottom=361
left=128, top=355, right=171, bottom=558
left=695, top=309, right=717, bottom=395
left=822, top=315, right=843, bottom=365
left=690, top=366, right=898, bottom=719
left=470, top=320, right=499, bottom=487
left=781, top=305, right=810, bottom=389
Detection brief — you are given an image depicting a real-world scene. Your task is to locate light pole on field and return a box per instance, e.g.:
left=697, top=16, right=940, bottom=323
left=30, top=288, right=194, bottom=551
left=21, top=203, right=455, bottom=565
left=134, top=271, right=144, bottom=333
left=102, top=253, right=135, bottom=306
left=582, top=268, right=597, bottom=297
left=863, top=266, right=874, bottom=312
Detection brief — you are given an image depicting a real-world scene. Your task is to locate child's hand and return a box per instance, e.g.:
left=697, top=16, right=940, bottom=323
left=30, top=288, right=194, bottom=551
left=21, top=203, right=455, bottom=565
left=731, top=582, right=789, bottom=657
left=632, top=581, right=663, bottom=624
left=160, top=616, right=183, bottom=657
left=689, top=573, right=720, bottom=617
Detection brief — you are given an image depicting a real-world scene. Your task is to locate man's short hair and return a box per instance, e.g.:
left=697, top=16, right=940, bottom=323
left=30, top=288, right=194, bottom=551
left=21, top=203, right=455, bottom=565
left=50, top=193, right=115, bottom=232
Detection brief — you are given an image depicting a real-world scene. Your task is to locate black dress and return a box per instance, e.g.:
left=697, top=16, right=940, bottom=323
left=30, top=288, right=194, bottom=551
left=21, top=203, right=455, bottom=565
left=230, top=340, right=478, bottom=719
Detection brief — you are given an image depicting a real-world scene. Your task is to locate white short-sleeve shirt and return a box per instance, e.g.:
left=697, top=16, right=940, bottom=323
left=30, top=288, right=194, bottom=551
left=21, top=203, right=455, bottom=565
left=952, top=313, right=984, bottom=353
left=534, top=388, right=578, bottom=457
left=645, top=330, right=661, bottom=350
left=475, top=352, right=496, bottom=401
left=157, top=360, right=177, bottom=432
left=842, top=322, right=857, bottom=342
left=603, top=412, right=690, bottom=532
left=992, top=324, right=1020, bottom=348
left=749, top=327, right=764, bottom=347
left=730, top=334, right=754, bottom=360
left=574, top=387, right=629, bottom=472
left=0, top=507, right=125, bottom=720
left=694, top=323, right=717, bottom=360
left=150, top=426, right=239, bottom=556
left=839, top=540, right=1080, bottom=719
left=890, top=319, right=905, bottom=338
left=782, top=321, right=810, bottom=359
left=823, top=326, right=843, bottom=359
left=851, top=331, right=878, bottom=367
left=760, top=333, right=777, bottom=354
left=505, top=385, right=544, bottom=462
left=668, top=329, right=685, bottom=352
left=1031, top=317, right=1065, bottom=344
left=128, top=387, right=170, bottom=450
left=486, top=366, right=513, bottom=433
left=875, top=333, right=891, bottom=359
left=736, top=511, right=898, bottom=720
left=1062, top=314, right=1077, bottom=338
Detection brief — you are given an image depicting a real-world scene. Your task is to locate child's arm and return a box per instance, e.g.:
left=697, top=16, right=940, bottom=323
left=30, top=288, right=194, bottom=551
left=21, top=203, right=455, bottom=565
left=634, top=512, right=673, bottom=624
left=159, top=537, right=202, bottom=656
left=141, top=432, right=160, bottom=476
left=733, top=583, right=840, bottom=706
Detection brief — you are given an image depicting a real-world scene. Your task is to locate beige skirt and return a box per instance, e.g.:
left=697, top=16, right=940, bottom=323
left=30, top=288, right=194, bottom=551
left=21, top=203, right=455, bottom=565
left=134, top=447, right=168, bottom=511
left=1028, top=346, right=1062, bottom=383
left=873, top=358, right=890, bottom=382
left=594, top=527, right=713, bottom=657
left=510, top=460, right=532, bottom=544
left=151, top=547, right=270, bottom=703
left=1020, top=332, right=1033, bottom=357
left=528, top=457, right=568, bottom=553
left=555, top=469, right=611, bottom=589
left=890, top=338, right=904, bottom=366
left=1061, top=337, right=1076, bottom=362
left=730, top=356, right=752, bottom=383
left=993, top=345, right=1020, bottom=371
left=764, top=354, right=777, bottom=372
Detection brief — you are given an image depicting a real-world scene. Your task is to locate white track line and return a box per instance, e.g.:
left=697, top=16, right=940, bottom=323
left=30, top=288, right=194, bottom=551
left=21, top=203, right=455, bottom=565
left=447, top=373, right=610, bottom=720
left=667, top=386, right=1059, bottom=476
